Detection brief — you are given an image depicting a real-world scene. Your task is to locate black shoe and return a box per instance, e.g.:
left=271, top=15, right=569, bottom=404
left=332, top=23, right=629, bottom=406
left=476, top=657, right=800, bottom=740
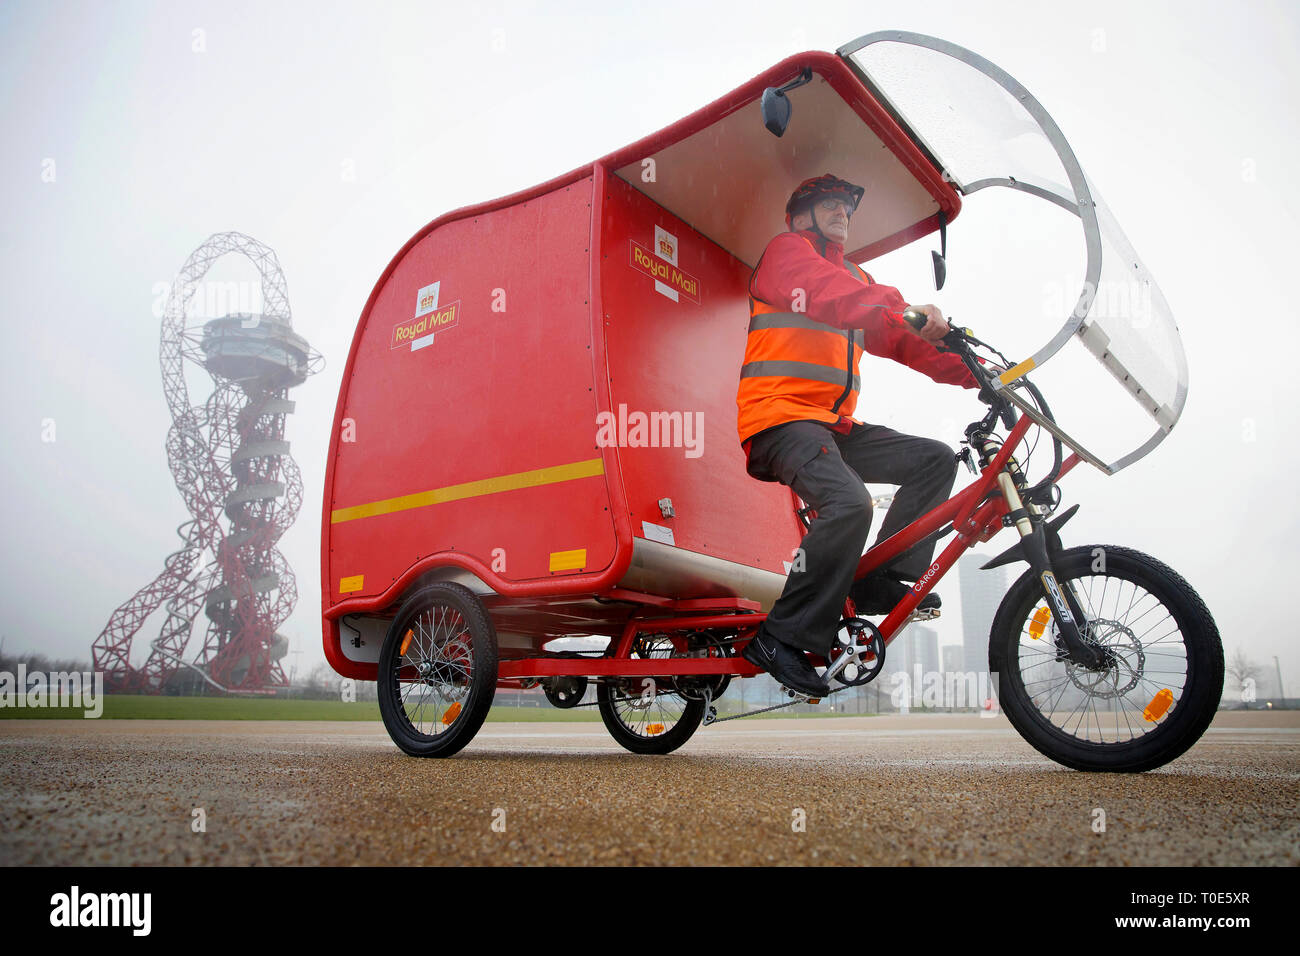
left=742, top=627, right=831, bottom=698
left=851, top=572, right=941, bottom=616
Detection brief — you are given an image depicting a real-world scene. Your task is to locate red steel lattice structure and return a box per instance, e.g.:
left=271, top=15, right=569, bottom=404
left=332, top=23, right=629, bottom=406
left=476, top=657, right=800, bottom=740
left=93, top=232, right=322, bottom=693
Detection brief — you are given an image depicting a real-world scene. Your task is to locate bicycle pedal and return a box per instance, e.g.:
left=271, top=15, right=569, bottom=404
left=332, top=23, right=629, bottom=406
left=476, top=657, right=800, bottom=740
left=780, top=686, right=823, bottom=704
left=909, top=608, right=941, bottom=622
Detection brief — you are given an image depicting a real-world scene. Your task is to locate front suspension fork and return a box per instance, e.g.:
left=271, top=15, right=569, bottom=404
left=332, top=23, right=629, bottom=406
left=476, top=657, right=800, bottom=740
left=996, top=473, right=1105, bottom=670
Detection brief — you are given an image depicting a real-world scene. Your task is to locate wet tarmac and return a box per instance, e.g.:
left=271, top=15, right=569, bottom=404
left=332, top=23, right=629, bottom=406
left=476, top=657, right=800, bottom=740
left=1, top=713, right=1295, bottom=866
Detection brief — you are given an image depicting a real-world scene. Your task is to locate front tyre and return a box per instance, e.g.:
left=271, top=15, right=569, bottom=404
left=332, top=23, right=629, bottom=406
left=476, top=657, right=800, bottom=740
left=377, top=582, right=497, bottom=758
left=989, top=545, right=1223, bottom=772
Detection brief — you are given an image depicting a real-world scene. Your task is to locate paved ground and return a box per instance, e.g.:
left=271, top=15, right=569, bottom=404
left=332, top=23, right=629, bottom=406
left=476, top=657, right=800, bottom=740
left=0, top=713, right=1295, bottom=866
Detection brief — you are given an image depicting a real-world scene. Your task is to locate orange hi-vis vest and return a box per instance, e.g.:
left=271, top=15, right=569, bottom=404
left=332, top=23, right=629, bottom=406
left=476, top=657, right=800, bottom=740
left=737, top=256, right=871, bottom=444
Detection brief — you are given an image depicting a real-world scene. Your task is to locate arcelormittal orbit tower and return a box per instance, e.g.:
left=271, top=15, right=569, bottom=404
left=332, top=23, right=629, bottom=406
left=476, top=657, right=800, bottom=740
left=93, top=232, right=322, bottom=693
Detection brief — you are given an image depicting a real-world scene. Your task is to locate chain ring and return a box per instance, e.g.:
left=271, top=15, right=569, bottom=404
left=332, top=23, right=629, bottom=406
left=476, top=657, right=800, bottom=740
left=829, top=617, right=885, bottom=687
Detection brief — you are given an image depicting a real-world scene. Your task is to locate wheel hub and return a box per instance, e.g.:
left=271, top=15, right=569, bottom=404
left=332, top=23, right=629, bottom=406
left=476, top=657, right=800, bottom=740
left=416, top=656, right=469, bottom=700
left=1064, top=617, right=1144, bottom=698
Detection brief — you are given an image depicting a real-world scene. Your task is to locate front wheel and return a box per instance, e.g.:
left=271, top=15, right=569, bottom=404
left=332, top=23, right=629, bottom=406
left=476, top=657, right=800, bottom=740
left=989, top=545, right=1223, bottom=772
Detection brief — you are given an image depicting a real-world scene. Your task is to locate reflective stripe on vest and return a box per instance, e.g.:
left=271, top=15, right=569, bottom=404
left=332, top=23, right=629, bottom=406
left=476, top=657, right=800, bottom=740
left=739, top=359, right=861, bottom=392
left=748, top=312, right=866, bottom=349
left=737, top=250, right=871, bottom=443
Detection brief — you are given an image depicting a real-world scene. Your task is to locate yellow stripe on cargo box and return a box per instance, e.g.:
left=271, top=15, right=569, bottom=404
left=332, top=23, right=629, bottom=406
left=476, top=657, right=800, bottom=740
left=330, top=457, right=605, bottom=525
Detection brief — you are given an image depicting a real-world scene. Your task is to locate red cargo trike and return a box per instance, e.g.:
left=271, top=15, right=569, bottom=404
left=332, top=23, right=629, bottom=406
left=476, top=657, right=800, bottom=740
left=321, top=32, right=1223, bottom=770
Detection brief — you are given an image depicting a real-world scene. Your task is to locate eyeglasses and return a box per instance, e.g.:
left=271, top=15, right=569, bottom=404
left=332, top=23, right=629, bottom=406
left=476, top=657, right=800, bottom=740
left=817, top=197, right=855, bottom=215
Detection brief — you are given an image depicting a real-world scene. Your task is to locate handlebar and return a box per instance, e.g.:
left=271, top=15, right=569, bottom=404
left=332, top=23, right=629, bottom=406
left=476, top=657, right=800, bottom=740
left=899, top=308, right=1065, bottom=503
left=901, top=308, right=1016, bottom=431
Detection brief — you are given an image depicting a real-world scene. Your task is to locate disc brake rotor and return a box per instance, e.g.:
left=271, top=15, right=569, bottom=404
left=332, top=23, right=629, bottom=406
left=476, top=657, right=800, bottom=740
left=1064, top=617, right=1144, bottom=699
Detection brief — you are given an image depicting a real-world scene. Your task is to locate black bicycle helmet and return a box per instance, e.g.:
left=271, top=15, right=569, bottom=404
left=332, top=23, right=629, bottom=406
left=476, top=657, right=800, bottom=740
left=785, top=174, right=865, bottom=230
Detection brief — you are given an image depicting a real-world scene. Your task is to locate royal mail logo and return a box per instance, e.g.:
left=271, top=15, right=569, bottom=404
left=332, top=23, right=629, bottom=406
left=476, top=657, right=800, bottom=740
left=630, top=239, right=699, bottom=304
left=415, top=281, right=440, bottom=318
left=654, top=225, right=678, bottom=266
left=392, top=300, right=459, bottom=351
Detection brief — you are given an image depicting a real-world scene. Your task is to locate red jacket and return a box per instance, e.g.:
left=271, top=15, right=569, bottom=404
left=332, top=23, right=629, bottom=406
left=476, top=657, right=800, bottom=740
left=741, top=229, right=977, bottom=456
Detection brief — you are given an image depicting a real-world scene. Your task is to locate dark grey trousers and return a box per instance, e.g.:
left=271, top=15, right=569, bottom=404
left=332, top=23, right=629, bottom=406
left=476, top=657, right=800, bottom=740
left=746, top=419, right=958, bottom=655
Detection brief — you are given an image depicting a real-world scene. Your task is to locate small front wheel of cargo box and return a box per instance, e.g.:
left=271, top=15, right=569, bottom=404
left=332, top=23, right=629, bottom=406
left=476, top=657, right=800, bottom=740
left=597, top=636, right=705, bottom=755
left=377, top=582, right=498, bottom=758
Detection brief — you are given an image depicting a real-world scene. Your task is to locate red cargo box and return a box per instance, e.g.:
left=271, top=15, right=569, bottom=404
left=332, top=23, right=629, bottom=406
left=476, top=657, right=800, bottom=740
left=322, top=50, right=958, bottom=681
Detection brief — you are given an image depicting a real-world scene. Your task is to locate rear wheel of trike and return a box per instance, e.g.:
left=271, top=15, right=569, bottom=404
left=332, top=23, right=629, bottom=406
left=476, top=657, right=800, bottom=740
left=989, top=545, right=1223, bottom=772
left=377, top=582, right=498, bottom=758
left=597, top=636, right=705, bottom=755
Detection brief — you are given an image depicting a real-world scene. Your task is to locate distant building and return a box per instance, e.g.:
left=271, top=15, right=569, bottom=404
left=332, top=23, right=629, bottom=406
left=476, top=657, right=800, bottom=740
left=941, top=644, right=963, bottom=674
left=877, top=625, right=942, bottom=712
left=913, top=625, right=939, bottom=678
left=959, top=552, right=1009, bottom=677
left=880, top=628, right=912, bottom=684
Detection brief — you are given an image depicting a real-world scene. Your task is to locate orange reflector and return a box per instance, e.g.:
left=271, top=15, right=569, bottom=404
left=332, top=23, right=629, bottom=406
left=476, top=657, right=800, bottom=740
left=549, top=548, right=587, bottom=572
left=645, top=723, right=665, bottom=736
left=442, top=701, right=462, bottom=725
left=1028, top=606, right=1051, bottom=640
left=1143, top=688, right=1173, bottom=722
left=399, top=629, right=414, bottom=656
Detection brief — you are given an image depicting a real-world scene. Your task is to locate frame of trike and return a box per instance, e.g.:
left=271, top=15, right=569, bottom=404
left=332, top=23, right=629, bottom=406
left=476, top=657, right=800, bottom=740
left=348, top=31, right=1222, bottom=770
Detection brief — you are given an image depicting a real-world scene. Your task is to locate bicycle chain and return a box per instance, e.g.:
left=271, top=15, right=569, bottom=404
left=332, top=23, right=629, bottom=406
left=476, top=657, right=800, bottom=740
left=520, top=681, right=850, bottom=723
left=703, top=686, right=850, bottom=724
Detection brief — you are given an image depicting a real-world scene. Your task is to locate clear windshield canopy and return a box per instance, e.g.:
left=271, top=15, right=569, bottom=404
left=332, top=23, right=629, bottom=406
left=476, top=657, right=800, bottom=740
left=840, top=32, right=1188, bottom=474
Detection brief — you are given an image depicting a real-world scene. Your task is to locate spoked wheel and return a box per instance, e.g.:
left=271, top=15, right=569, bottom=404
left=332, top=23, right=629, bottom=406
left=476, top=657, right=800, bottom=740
left=990, top=545, right=1223, bottom=772
left=377, top=582, right=498, bottom=758
left=597, top=635, right=706, bottom=755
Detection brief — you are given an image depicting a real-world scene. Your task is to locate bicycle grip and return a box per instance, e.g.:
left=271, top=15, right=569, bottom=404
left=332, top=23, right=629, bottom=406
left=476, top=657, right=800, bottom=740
left=901, top=307, right=928, bottom=332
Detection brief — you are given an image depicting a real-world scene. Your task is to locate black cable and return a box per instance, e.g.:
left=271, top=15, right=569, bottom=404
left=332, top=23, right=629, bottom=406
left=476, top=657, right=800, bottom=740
left=1020, top=378, right=1063, bottom=505
left=942, top=328, right=1062, bottom=509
